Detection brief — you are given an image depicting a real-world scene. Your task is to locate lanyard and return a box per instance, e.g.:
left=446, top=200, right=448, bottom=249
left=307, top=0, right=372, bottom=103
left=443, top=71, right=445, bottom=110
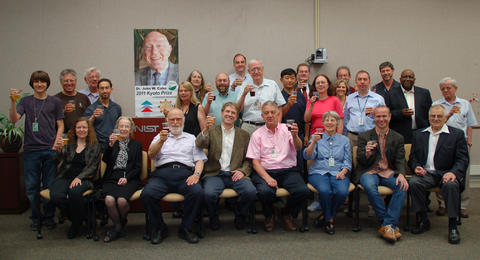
left=33, top=97, right=47, bottom=122
left=356, top=95, right=369, bottom=115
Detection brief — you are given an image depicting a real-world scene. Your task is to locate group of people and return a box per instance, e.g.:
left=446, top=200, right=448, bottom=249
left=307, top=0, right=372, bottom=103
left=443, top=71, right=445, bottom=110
left=8, top=47, right=477, bottom=246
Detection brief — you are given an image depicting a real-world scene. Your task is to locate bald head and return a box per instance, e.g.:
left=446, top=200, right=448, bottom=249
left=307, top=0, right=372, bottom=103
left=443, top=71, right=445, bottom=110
left=142, top=31, right=172, bottom=73
left=215, top=72, right=230, bottom=95
left=400, top=69, right=416, bottom=91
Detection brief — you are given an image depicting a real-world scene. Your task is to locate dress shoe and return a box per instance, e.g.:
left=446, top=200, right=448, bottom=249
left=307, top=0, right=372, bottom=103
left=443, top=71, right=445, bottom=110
left=43, top=218, right=57, bottom=230
left=178, top=228, right=199, bottom=244
left=282, top=215, right=298, bottom=231
left=324, top=222, right=335, bottom=235
left=234, top=215, right=245, bottom=230
left=448, top=228, right=461, bottom=244
left=264, top=216, right=275, bottom=232
left=151, top=228, right=168, bottom=244
left=460, top=209, right=469, bottom=218
left=209, top=216, right=221, bottom=231
left=436, top=206, right=446, bottom=216
left=378, top=225, right=396, bottom=243
left=411, top=220, right=431, bottom=234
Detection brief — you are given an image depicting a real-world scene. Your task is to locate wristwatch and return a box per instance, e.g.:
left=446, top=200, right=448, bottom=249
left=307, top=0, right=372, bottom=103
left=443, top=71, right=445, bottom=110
left=194, top=172, right=201, bottom=177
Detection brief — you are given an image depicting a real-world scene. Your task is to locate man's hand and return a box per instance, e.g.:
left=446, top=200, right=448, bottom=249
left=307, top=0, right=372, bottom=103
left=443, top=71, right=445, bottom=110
left=442, top=172, right=456, bottom=183
left=365, top=141, right=378, bottom=158
left=69, top=178, right=82, bottom=189
left=396, top=174, right=409, bottom=191
left=365, top=107, right=374, bottom=116
left=264, top=176, right=278, bottom=188
left=91, top=108, right=104, bottom=119
left=206, top=92, right=215, bottom=104
left=290, top=123, right=299, bottom=136
left=231, top=170, right=245, bottom=182
left=243, top=85, right=253, bottom=96
left=401, top=108, right=414, bottom=118
left=287, top=95, right=296, bottom=105
left=414, top=166, right=427, bottom=176
left=186, top=174, right=200, bottom=186
left=64, top=103, right=75, bottom=113
left=159, top=130, right=169, bottom=143
left=233, top=78, right=243, bottom=89
left=336, top=171, right=346, bottom=180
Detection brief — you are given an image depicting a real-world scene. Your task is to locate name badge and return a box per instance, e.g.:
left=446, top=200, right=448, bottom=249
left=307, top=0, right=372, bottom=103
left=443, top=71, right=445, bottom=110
left=32, top=122, right=39, bottom=132
left=329, top=157, right=335, bottom=167
left=358, top=117, right=364, bottom=126
left=271, top=148, right=277, bottom=158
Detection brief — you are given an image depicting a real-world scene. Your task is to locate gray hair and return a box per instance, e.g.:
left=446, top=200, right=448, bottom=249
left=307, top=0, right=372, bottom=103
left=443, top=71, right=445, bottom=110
left=322, top=110, right=341, bottom=125
left=115, top=116, right=135, bottom=135
left=59, top=69, right=76, bottom=81
left=261, top=101, right=279, bottom=112
left=429, top=104, right=446, bottom=115
left=248, top=59, right=263, bottom=68
left=336, top=66, right=351, bottom=77
left=439, top=77, right=457, bottom=88
left=84, top=67, right=101, bottom=79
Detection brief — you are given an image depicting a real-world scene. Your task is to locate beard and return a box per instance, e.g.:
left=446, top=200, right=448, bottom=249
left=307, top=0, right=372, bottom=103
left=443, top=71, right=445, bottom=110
left=170, top=124, right=184, bottom=135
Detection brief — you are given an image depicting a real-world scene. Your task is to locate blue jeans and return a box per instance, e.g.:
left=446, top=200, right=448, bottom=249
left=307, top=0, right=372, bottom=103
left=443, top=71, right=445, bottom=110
left=308, top=173, right=349, bottom=221
left=203, top=171, right=257, bottom=218
left=23, top=149, right=57, bottom=222
left=360, top=173, right=406, bottom=227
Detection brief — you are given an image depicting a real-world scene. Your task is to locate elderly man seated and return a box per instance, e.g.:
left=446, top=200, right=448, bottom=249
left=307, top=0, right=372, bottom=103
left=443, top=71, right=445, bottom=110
left=409, top=104, right=469, bottom=244
left=141, top=108, right=206, bottom=244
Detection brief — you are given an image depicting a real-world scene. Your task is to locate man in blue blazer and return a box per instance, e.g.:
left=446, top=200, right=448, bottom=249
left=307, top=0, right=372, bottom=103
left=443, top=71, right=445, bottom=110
left=388, top=69, right=432, bottom=144
left=409, top=105, right=469, bottom=244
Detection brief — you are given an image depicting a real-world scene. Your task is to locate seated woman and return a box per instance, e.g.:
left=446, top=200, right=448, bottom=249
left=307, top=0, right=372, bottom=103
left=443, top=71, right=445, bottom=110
left=102, top=116, right=142, bottom=242
left=303, top=111, right=352, bottom=235
left=50, top=117, right=101, bottom=239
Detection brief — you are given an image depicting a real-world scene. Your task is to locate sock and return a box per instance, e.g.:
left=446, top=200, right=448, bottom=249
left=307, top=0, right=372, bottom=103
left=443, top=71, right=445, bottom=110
left=449, top=218, right=457, bottom=229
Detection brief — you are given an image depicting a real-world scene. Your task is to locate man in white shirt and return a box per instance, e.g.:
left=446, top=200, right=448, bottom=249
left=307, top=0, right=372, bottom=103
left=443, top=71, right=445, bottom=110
left=409, top=105, right=469, bottom=244
left=196, top=102, right=256, bottom=232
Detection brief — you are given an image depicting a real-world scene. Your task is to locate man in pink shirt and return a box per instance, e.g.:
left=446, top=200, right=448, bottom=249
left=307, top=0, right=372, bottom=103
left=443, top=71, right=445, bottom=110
left=247, top=101, right=309, bottom=232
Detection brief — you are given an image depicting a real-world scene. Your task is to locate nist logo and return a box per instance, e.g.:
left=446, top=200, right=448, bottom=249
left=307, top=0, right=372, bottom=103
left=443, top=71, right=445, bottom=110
left=135, top=125, right=160, bottom=133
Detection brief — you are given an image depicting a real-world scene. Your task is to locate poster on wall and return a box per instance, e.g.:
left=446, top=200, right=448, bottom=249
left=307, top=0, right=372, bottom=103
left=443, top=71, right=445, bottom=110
left=134, top=29, right=179, bottom=117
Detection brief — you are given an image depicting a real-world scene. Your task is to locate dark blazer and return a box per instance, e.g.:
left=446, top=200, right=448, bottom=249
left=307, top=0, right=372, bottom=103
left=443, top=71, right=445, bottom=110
left=388, top=85, right=432, bottom=144
left=134, top=62, right=179, bottom=86
left=196, top=125, right=251, bottom=178
left=373, top=80, right=401, bottom=107
left=54, top=142, right=101, bottom=183
left=102, top=139, right=142, bottom=182
left=353, top=128, right=406, bottom=184
left=408, top=126, right=469, bottom=184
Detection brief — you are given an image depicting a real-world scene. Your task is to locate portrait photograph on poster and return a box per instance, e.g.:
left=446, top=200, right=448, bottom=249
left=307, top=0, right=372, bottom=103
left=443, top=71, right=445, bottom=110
left=134, top=29, right=179, bottom=117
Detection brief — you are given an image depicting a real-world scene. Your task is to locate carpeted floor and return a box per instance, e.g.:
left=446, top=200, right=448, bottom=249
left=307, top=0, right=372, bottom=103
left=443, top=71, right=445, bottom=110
left=1, top=189, right=480, bottom=259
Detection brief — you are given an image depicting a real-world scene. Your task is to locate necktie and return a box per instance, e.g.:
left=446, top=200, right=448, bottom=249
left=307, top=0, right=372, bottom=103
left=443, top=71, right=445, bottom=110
left=154, top=72, right=160, bottom=85
left=302, top=88, right=307, bottom=99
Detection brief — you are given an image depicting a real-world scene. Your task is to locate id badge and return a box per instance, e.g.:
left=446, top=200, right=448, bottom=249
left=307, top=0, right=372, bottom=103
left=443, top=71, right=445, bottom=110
left=328, top=157, right=335, bottom=167
left=358, top=117, right=364, bottom=126
left=32, top=122, right=39, bottom=132
left=271, top=148, right=278, bottom=158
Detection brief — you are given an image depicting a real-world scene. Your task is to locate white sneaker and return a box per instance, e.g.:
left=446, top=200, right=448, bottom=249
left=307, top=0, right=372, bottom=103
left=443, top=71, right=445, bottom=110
left=308, top=201, right=322, bottom=212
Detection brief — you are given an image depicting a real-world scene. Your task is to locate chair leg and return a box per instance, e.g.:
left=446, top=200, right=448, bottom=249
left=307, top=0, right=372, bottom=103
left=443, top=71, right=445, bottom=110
left=457, top=190, right=462, bottom=226
left=197, top=207, right=205, bottom=238
left=91, top=197, right=98, bottom=241
left=352, top=188, right=361, bottom=232
left=36, top=219, right=43, bottom=240
left=404, top=190, right=411, bottom=231
left=299, top=199, right=309, bottom=232
left=346, top=191, right=353, bottom=217
left=247, top=203, right=257, bottom=234
left=143, top=213, right=151, bottom=241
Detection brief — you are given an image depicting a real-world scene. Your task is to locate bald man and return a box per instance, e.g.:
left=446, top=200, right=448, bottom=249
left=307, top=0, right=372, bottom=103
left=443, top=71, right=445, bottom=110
left=135, top=31, right=179, bottom=86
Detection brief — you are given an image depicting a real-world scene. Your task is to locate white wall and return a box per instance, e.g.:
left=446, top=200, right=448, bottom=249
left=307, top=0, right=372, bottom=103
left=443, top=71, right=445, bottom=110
left=1, top=0, right=479, bottom=163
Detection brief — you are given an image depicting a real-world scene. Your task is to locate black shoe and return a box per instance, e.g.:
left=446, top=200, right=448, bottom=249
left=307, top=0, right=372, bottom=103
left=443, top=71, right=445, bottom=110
left=151, top=228, right=168, bottom=244
left=209, top=216, right=220, bottom=231
left=43, top=218, right=57, bottom=230
left=178, top=228, right=199, bottom=244
left=324, top=222, right=335, bottom=235
left=234, top=215, right=246, bottom=230
left=448, top=228, right=461, bottom=244
left=30, top=221, right=40, bottom=231
left=67, top=226, right=79, bottom=239
left=411, top=220, right=431, bottom=234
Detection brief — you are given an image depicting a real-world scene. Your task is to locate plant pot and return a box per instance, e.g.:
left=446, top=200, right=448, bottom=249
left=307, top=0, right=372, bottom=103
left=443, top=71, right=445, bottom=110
left=1, top=135, right=23, bottom=153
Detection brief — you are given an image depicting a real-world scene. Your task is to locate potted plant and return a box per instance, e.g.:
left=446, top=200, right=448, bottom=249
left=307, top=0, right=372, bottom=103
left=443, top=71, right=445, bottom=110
left=0, top=112, right=24, bottom=153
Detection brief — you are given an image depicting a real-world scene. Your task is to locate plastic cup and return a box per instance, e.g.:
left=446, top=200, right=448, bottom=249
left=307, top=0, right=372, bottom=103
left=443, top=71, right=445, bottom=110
left=286, top=119, right=295, bottom=131
left=162, top=122, right=169, bottom=132
left=250, top=89, right=256, bottom=97
left=68, top=100, right=76, bottom=111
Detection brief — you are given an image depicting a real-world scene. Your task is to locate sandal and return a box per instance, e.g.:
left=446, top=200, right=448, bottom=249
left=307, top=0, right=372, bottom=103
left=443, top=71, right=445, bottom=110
left=104, top=228, right=123, bottom=243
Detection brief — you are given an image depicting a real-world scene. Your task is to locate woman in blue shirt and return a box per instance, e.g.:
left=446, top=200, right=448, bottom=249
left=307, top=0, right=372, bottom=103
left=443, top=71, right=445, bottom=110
left=304, top=111, right=352, bottom=235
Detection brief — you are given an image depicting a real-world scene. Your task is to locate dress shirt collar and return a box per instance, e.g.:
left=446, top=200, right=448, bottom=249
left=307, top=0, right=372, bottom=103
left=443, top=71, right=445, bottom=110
left=168, top=131, right=188, bottom=139
left=221, top=124, right=235, bottom=134
left=403, top=87, right=414, bottom=94
left=423, top=124, right=449, bottom=136
left=375, top=128, right=390, bottom=137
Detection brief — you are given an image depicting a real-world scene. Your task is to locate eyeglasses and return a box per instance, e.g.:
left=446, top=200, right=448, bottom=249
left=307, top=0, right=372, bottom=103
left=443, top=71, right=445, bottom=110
left=401, top=75, right=415, bottom=79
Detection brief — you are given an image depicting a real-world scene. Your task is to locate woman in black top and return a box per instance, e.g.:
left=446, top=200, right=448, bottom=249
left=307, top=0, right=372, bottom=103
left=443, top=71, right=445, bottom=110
left=50, top=117, right=101, bottom=239
left=102, top=116, right=142, bottom=242
left=174, top=81, right=206, bottom=136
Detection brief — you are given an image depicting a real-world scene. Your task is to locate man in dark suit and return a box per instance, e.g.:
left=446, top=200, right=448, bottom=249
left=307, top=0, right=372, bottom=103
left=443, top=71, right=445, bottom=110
left=388, top=69, right=432, bottom=143
left=373, top=61, right=401, bottom=106
left=355, top=105, right=409, bottom=243
left=408, top=104, right=469, bottom=244
left=196, top=102, right=256, bottom=231
left=134, top=31, right=179, bottom=86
